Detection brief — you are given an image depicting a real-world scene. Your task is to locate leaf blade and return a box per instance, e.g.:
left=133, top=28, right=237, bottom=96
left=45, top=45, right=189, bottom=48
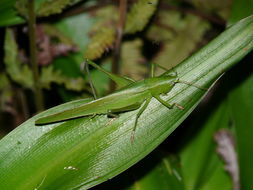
left=0, top=15, right=253, bottom=190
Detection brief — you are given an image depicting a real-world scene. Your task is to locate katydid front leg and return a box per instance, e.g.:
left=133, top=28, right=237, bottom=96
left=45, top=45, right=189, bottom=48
left=131, top=97, right=152, bottom=142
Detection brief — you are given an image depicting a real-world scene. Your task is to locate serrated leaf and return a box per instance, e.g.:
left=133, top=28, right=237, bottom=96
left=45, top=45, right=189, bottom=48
left=151, top=12, right=210, bottom=71
left=0, top=73, right=13, bottom=112
left=125, top=0, right=159, bottom=34
left=121, top=39, right=147, bottom=80
left=40, top=65, right=86, bottom=91
left=43, top=24, right=75, bottom=45
left=4, top=28, right=33, bottom=89
left=15, top=0, right=28, bottom=19
left=190, top=0, right=231, bottom=20
left=84, top=6, right=118, bottom=60
left=84, top=27, right=116, bottom=60
left=37, top=0, right=72, bottom=17
left=0, top=15, right=252, bottom=189
left=0, top=0, right=24, bottom=27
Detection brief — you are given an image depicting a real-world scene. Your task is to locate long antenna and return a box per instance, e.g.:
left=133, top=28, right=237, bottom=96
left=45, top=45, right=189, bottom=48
left=177, top=80, right=207, bottom=91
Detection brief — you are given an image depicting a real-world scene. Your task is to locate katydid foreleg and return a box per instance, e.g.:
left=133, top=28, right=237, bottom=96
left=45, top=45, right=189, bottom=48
left=131, top=97, right=152, bottom=142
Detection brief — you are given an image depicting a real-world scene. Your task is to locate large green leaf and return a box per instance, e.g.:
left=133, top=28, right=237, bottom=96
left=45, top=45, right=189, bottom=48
left=0, top=16, right=253, bottom=189
left=229, top=0, right=253, bottom=25
left=0, top=0, right=24, bottom=27
left=96, top=151, right=184, bottom=190
left=180, top=101, right=232, bottom=190
left=226, top=2, right=253, bottom=189
left=228, top=68, right=253, bottom=190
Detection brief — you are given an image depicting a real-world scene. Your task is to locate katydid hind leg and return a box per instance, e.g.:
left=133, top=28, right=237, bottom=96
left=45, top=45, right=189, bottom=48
left=150, top=63, right=170, bottom=78
left=85, top=59, right=135, bottom=89
left=81, top=61, right=97, bottom=99
left=107, top=102, right=142, bottom=119
left=110, top=102, right=142, bottom=112
left=154, top=95, right=184, bottom=110
left=131, top=98, right=152, bottom=142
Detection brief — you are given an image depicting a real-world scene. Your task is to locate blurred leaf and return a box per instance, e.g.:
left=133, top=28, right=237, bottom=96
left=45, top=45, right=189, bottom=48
left=37, top=0, right=73, bottom=17
left=190, top=0, right=231, bottom=20
left=180, top=101, right=232, bottom=190
left=226, top=2, right=253, bottom=189
left=228, top=0, right=253, bottom=25
left=121, top=39, right=147, bottom=80
left=228, top=71, right=253, bottom=190
left=15, top=0, right=29, bottom=19
left=43, top=24, right=76, bottom=45
left=85, top=27, right=116, bottom=60
left=0, top=15, right=252, bottom=189
left=96, top=151, right=184, bottom=190
left=0, top=73, right=10, bottom=90
left=0, top=73, right=13, bottom=112
left=124, top=153, right=184, bottom=190
left=151, top=12, right=210, bottom=71
left=40, top=65, right=86, bottom=91
left=84, top=5, right=118, bottom=60
left=0, top=0, right=85, bottom=27
left=4, top=28, right=34, bottom=89
left=54, top=12, right=95, bottom=64
left=0, top=0, right=24, bottom=27
left=125, top=0, right=159, bottom=34
left=52, top=12, right=95, bottom=100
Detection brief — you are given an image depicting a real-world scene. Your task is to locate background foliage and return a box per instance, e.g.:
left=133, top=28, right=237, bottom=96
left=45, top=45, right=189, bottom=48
left=0, top=0, right=252, bottom=189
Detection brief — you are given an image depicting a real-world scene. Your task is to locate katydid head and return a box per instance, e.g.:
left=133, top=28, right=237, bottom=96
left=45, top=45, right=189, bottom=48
left=147, top=74, right=178, bottom=96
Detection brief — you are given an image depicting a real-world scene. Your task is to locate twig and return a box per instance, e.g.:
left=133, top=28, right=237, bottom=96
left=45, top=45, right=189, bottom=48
left=28, top=0, right=44, bottom=111
left=110, top=0, right=127, bottom=91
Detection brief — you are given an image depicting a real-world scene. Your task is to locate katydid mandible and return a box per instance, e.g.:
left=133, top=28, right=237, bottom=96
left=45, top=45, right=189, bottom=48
left=36, top=59, right=203, bottom=135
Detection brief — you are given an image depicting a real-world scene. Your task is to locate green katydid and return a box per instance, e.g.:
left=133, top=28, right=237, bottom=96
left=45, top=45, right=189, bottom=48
left=36, top=59, right=204, bottom=136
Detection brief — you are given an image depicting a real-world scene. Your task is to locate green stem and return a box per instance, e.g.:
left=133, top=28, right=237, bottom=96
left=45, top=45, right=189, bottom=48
left=28, top=0, right=44, bottom=112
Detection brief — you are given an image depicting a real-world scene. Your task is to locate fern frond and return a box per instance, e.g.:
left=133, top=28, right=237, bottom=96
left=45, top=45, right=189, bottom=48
left=125, top=0, right=159, bottom=34
left=37, top=0, right=72, bottom=17
left=0, top=73, right=13, bottom=113
left=121, top=39, right=147, bottom=80
left=84, top=27, right=116, bottom=60
left=151, top=12, right=210, bottom=72
left=4, top=29, right=33, bottom=89
left=40, top=66, right=86, bottom=91
left=84, top=6, right=118, bottom=60
left=15, top=0, right=28, bottom=19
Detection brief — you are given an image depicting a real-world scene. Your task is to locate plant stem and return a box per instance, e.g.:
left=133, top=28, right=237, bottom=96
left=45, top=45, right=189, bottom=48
left=28, top=0, right=44, bottom=112
left=110, top=0, right=127, bottom=91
